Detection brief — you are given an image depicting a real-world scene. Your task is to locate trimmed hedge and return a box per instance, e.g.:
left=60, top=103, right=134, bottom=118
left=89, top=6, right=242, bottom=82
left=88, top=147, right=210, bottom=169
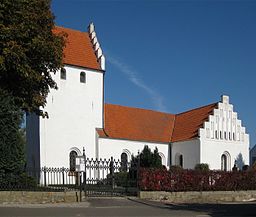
left=139, top=168, right=256, bottom=191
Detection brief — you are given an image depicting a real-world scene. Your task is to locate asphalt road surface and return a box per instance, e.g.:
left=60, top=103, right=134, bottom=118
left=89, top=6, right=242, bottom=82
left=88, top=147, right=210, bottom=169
left=0, top=197, right=256, bottom=217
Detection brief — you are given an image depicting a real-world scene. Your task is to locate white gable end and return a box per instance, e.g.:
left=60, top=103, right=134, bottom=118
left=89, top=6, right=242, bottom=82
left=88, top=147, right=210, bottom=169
left=199, top=95, right=249, bottom=170
left=199, top=95, right=249, bottom=144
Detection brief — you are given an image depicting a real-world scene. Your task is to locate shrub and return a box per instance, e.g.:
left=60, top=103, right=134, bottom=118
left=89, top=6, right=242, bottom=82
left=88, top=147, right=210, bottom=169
left=169, top=165, right=183, bottom=173
left=194, top=163, right=209, bottom=172
left=132, top=145, right=162, bottom=169
left=139, top=168, right=256, bottom=192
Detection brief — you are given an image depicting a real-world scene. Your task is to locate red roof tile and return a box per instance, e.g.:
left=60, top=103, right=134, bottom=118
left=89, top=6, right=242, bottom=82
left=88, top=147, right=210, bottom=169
left=53, top=26, right=101, bottom=70
left=172, top=103, right=218, bottom=142
left=100, top=104, right=176, bottom=143
left=97, top=103, right=218, bottom=143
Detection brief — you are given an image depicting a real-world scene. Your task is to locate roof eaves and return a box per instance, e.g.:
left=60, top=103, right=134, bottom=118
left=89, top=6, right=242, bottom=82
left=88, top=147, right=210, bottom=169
left=64, top=63, right=105, bottom=73
left=98, top=135, right=169, bottom=144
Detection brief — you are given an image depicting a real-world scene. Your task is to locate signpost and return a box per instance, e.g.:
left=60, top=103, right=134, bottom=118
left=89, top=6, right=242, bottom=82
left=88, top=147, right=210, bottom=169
left=75, top=148, right=86, bottom=201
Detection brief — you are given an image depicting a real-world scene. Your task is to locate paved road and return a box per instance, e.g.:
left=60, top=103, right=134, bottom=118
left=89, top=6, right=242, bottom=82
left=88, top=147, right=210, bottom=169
left=0, top=197, right=256, bottom=217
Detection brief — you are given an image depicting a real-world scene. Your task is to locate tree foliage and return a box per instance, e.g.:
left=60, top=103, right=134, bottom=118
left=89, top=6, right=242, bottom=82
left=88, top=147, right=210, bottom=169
left=133, top=145, right=162, bottom=168
left=0, top=0, right=65, bottom=116
left=0, top=89, right=25, bottom=174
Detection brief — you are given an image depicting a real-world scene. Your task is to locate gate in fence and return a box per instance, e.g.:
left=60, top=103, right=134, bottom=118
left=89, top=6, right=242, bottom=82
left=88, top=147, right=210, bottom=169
left=0, top=157, right=139, bottom=198
left=79, top=157, right=139, bottom=197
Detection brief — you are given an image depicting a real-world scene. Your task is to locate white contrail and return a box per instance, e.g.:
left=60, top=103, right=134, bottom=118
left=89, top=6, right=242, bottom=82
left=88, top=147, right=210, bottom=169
left=108, top=55, right=167, bottom=112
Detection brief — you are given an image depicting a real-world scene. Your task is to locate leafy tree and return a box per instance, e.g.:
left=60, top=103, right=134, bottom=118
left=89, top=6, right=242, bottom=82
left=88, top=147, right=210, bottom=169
left=0, top=0, right=65, bottom=116
left=0, top=89, right=25, bottom=177
left=133, top=145, right=162, bottom=168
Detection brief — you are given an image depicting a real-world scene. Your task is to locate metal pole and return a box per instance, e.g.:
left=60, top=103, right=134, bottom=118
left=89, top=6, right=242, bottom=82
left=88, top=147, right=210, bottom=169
left=83, top=147, right=86, bottom=197
left=79, top=172, right=82, bottom=202
left=110, top=157, right=114, bottom=196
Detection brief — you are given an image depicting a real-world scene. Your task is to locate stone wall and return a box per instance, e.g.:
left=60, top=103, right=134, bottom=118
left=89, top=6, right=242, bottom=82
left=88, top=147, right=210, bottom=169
left=0, top=191, right=79, bottom=204
left=139, top=190, right=256, bottom=203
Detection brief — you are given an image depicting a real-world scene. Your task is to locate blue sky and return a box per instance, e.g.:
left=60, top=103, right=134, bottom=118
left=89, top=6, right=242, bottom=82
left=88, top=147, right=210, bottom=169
left=52, top=0, right=256, bottom=147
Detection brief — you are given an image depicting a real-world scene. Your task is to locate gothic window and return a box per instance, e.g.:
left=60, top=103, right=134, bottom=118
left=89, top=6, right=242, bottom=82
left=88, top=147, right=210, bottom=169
left=69, top=151, right=78, bottom=172
left=233, top=132, right=236, bottom=141
left=221, top=152, right=231, bottom=171
left=60, top=68, right=66, bottom=80
left=80, top=72, right=86, bottom=83
left=120, top=152, right=128, bottom=172
left=229, top=132, right=231, bottom=140
left=221, top=154, right=227, bottom=171
left=179, top=155, right=183, bottom=168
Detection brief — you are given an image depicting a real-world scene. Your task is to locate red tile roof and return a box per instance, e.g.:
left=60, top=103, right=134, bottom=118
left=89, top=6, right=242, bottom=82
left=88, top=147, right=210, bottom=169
left=97, top=102, right=218, bottom=143
left=53, top=26, right=101, bottom=70
left=101, top=104, right=176, bottom=143
left=171, top=103, right=218, bottom=142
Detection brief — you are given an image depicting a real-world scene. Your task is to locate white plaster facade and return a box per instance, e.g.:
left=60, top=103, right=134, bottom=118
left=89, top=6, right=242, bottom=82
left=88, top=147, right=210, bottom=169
left=26, top=65, right=104, bottom=168
left=98, top=138, right=170, bottom=166
left=171, top=139, right=200, bottom=169
left=199, top=95, right=249, bottom=170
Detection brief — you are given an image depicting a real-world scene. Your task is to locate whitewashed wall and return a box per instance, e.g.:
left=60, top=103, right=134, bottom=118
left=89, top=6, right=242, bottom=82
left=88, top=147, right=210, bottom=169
left=171, top=139, right=200, bottom=169
left=199, top=95, right=249, bottom=170
left=98, top=138, right=170, bottom=167
left=35, top=65, right=103, bottom=168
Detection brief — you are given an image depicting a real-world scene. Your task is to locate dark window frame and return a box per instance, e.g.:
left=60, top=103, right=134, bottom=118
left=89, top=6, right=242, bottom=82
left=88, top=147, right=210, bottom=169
left=60, top=68, right=66, bottom=80
left=80, top=71, right=86, bottom=83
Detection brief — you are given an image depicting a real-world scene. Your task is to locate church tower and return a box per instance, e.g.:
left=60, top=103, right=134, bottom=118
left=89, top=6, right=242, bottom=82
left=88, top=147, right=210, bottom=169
left=26, top=23, right=105, bottom=168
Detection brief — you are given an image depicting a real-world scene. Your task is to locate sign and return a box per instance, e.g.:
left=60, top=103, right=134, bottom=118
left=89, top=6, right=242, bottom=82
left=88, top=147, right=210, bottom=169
left=76, top=156, right=86, bottom=172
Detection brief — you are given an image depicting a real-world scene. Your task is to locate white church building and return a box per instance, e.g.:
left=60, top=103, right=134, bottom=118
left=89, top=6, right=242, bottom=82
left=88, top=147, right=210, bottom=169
left=26, top=23, right=249, bottom=171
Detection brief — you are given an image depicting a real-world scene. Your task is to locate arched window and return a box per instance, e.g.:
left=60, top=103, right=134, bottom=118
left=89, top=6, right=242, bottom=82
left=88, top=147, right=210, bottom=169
left=120, top=152, right=128, bottom=172
left=80, top=72, right=86, bottom=83
left=179, top=155, right=183, bottom=168
left=175, top=153, right=183, bottom=168
left=69, top=151, right=78, bottom=171
left=60, top=68, right=66, bottom=80
left=221, top=154, right=227, bottom=171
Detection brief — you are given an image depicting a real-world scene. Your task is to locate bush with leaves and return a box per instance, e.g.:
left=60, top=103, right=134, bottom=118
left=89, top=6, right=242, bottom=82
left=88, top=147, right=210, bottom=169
left=194, top=163, right=210, bottom=172
left=132, top=145, right=162, bottom=168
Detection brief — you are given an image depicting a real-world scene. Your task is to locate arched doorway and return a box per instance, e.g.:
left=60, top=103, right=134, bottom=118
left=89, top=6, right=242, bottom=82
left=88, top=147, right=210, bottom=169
left=121, top=152, right=128, bottom=172
left=69, top=150, right=78, bottom=172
